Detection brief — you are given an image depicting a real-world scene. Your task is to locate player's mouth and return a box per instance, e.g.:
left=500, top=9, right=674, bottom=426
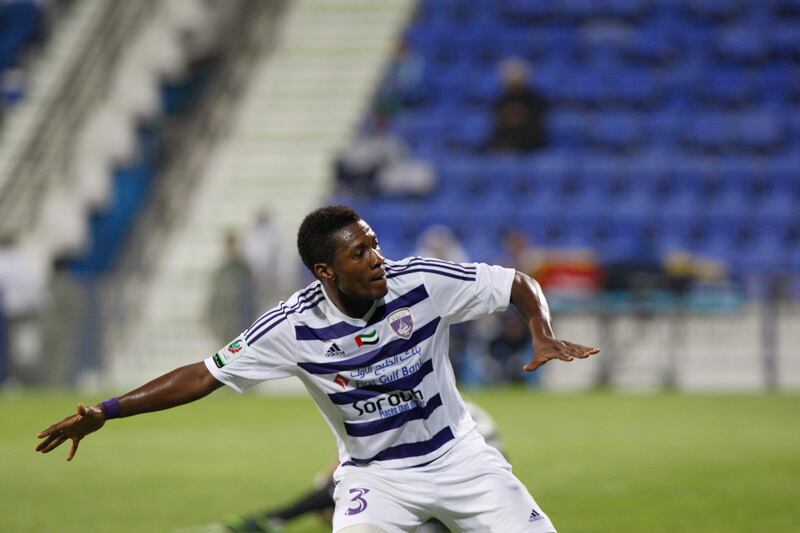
left=370, top=270, right=386, bottom=283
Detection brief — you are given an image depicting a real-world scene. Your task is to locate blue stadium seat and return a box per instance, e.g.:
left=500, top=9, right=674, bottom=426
left=682, top=112, right=738, bottom=151
left=548, top=110, right=587, bottom=149
left=738, top=110, right=786, bottom=152
left=501, top=0, right=553, bottom=21
left=624, top=26, right=679, bottom=64
left=443, top=111, right=492, bottom=149
left=757, top=63, right=799, bottom=103
left=586, top=112, right=645, bottom=151
left=614, top=68, right=663, bottom=107
left=686, top=0, right=745, bottom=21
left=697, top=68, right=756, bottom=107
left=771, top=21, right=800, bottom=58
left=715, top=24, right=769, bottom=63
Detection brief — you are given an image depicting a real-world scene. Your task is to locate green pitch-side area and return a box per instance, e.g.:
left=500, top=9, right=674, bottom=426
left=2, top=388, right=798, bottom=532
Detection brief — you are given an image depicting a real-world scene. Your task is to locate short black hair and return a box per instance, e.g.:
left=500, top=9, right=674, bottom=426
left=297, top=205, right=362, bottom=274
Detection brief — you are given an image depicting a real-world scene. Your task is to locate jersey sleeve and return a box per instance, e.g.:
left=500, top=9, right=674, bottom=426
left=420, top=258, right=515, bottom=324
left=203, top=311, right=297, bottom=393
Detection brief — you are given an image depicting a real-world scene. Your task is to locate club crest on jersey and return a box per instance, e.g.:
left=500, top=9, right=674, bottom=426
left=355, top=329, right=379, bottom=348
left=388, top=308, right=414, bottom=339
left=324, top=342, right=346, bottom=358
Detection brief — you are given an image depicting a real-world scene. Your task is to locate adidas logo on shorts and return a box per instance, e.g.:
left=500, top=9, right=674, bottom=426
left=529, top=508, right=544, bottom=523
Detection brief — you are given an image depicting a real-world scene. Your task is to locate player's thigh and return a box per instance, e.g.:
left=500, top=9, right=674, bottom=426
left=442, top=471, right=556, bottom=533
left=332, top=476, right=421, bottom=533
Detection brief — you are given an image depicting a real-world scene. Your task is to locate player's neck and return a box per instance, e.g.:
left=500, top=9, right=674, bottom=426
left=324, top=283, right=374, bottom=318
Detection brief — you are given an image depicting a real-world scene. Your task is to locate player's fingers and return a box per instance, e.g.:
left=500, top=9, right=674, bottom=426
left=523, top=354, right=548, bottom=372
left=562, top=342, right=599, bottom=358
left=36, top=434, right=59, bottom=451
left=67, top=439, right=80, bottom=461
left=40, top=435, right=67, bottom=454
left=37, top=425, right=57, bottom=439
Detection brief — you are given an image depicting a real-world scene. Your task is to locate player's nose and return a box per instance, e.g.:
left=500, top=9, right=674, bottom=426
left=371, top=248, right=385, bottom=268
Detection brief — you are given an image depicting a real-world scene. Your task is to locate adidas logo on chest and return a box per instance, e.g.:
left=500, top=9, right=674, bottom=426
left=324, top=342, right=346, bottom=358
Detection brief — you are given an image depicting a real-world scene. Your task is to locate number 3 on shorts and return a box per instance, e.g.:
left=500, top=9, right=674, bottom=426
left=345, top=487, right=370, bottom=516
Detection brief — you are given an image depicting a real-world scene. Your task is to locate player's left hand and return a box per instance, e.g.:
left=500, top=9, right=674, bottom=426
left=35, top=403, right=106, bottom=461
left=524, top=338, right=599, bottom=372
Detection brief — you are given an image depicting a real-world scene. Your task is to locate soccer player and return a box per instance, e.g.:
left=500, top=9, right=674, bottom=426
left=36, top=205, right=598, bottom=532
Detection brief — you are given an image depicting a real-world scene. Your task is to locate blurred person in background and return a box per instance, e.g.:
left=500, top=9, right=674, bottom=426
left=496, top=229, right=547, bottom=279
left=486, top=58, right=549, bottom=153
left=485, top=313, right=534, bottom=385
left=37, top=205, right=598, bottom=533
left=243, top=210, right=282, bottom=308
left=374, top=38, right=427, bottom=117
left=206, top=231, right=256, bottom=345
left=334, top=113, right=410, bottom=198
left=414, top=224, right=469, bottom=264
left=0, top=234, right=46, bottom=384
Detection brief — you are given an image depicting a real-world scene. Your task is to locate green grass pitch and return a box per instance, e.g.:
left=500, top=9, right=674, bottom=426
left=3, top=388, right=799, bottom=532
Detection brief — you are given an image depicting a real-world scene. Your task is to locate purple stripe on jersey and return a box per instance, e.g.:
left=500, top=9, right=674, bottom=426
left=249, top=284, right=320, bottom=332
left=246, top=284, right=322, bottom=337
left=348, top=426, right=454, bottom=465
left=297, top=317, right=441, bottom=374
left=344, top=394, right=443, bottom=437
left=294, top=284, right=429, bottom=341
left=386, top=268, right=475, bottom=282
left=328, top=359, right=434, bottom=405
left=385, top=257, right=476, bottom=275
left=247, top=293, right=326, bottom=344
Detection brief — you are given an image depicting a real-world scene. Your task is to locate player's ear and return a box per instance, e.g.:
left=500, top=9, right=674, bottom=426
left=314, top=263, right=336, bottom=281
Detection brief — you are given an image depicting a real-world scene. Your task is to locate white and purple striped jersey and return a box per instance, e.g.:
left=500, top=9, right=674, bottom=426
left=204, top=257, right=515, bottom=469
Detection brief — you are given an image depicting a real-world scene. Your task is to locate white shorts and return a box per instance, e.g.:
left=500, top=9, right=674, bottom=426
left=331, top=430, right=556, bottom=533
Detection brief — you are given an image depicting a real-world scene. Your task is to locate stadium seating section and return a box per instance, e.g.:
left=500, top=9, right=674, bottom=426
left=346, top=0, right=800, bottom=285
left=0, top=0, right=44, bottom=107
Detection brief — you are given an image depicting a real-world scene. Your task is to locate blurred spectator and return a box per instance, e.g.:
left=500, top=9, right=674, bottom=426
left=662, top=251, right=729, bottom=296
left=486, top=312, right=531, bottom=384
left=0, top=235, right=46, bottom=384
left=1, top=66, right=27, bottom=108
left=335, top=113, right=409, bottom=197
left=496, top=229, right=546, bottom=278
left=39, top=258, right=83, bottom=385
left=414, top=224, right=469, bottom=263
left=486, top=58, right=549, bottom=153
left=243, top=210, right=282, bottom=308
left=206, top=232, right=256, bottom=345
left=537, top=248, right=604, bottom=300
left=375, top=158, right=437, bottom=198
left=495, top=229, right=601, bottom=299
left=375, top=38, right=427, bottom=116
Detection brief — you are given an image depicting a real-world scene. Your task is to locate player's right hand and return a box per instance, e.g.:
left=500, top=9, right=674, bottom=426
left=35, top=403, right=106, bottom=461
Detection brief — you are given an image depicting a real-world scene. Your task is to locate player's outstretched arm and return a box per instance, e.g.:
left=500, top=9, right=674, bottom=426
left=36, top=362, right=223, bottom=461
left=510, top=270, right=599, bottom=372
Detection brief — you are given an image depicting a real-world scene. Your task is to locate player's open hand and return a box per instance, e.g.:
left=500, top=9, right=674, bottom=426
left=35, top=403, right=106, bottom=461
left=524, top=338, right=599, bottom=372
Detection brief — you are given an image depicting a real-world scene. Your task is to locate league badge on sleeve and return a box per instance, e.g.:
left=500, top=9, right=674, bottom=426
left=387, top=308, right=414, bottom=339
left=213, top=337, right=247, bottom=368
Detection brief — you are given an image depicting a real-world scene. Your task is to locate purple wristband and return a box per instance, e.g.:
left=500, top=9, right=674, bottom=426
left=101, top=397, right=121, bottom=419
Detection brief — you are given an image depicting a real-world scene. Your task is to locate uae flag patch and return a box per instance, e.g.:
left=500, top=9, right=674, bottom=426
left=355, top=329, right=379, bottom=348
